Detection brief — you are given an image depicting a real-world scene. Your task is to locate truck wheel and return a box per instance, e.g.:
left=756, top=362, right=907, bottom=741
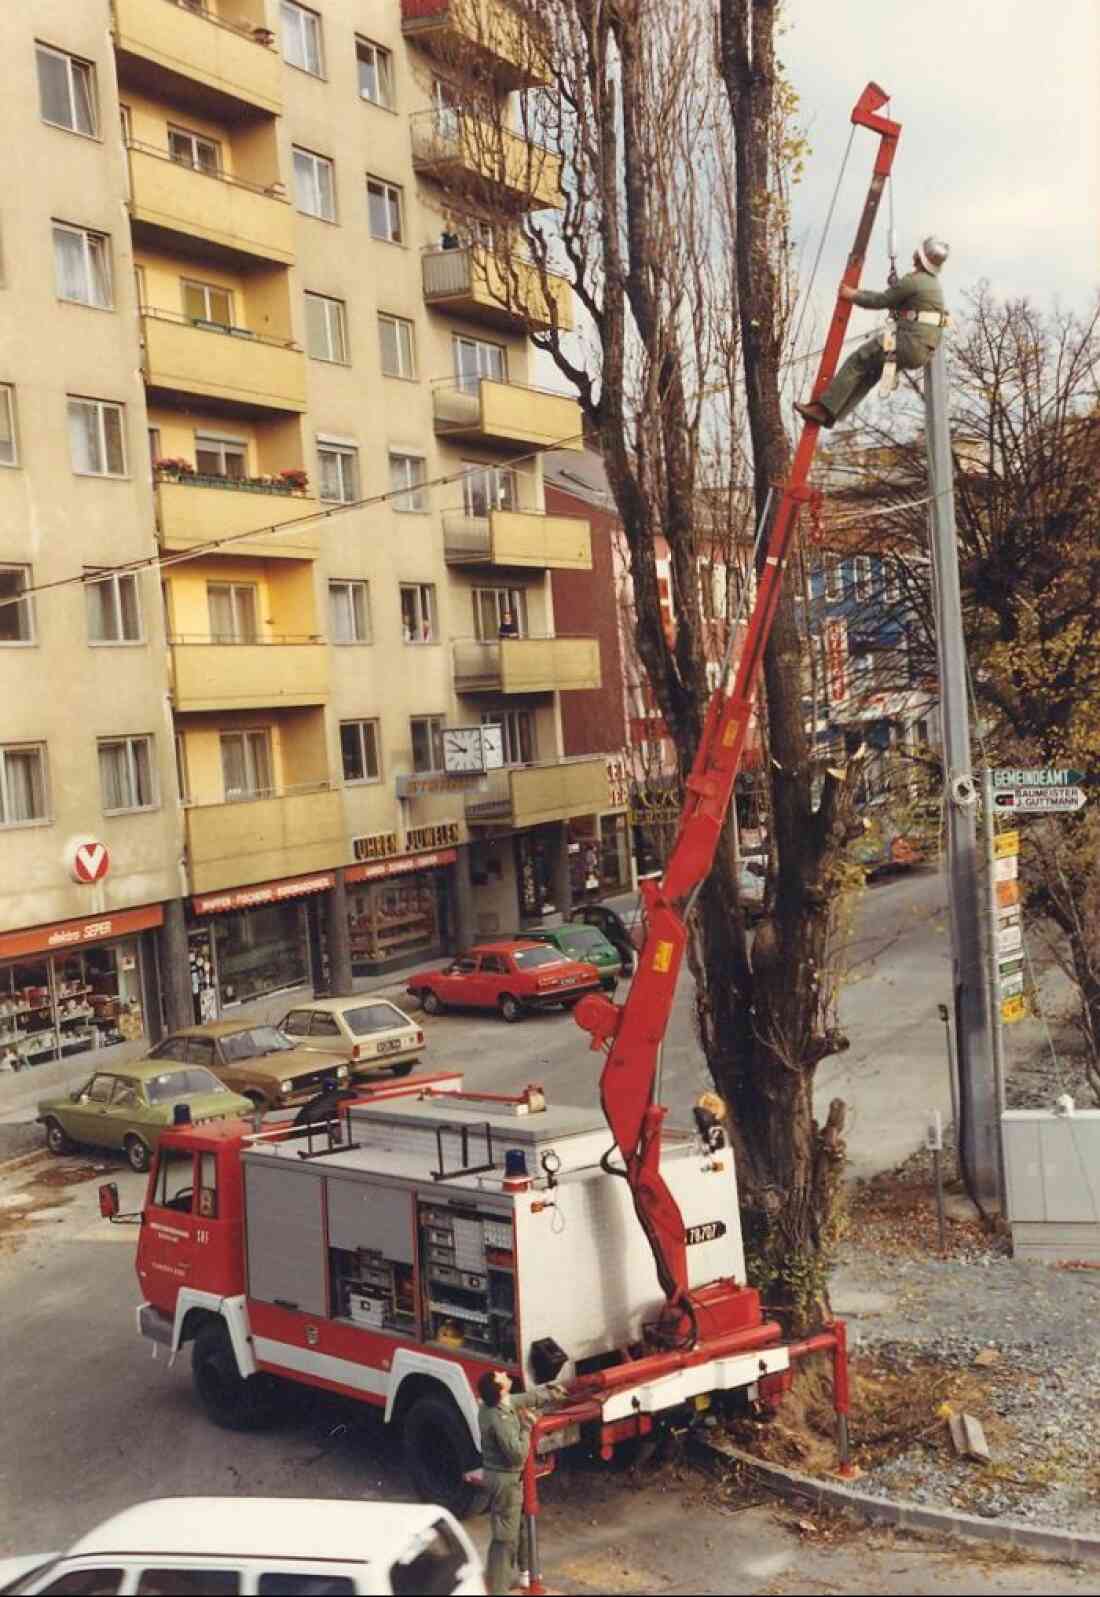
left=499, top=993, right=523, bottom=1023
left=125, top=1135, right=151, bottom=1173
left=402, top=1394, right=479, bottom=1518
left=44, top=1117, right=73, bottom=1156
left=421, top=990, right=444, bottom=1017
left=192, top=1323, right=282, bottom=1432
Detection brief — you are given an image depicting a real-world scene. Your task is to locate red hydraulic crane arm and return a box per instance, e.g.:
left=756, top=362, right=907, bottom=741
left=574, top=85, right=901, bottom=1320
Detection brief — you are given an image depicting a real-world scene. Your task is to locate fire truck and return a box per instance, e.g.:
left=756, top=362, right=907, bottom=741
left=106, top=82, right=900, bottom=1578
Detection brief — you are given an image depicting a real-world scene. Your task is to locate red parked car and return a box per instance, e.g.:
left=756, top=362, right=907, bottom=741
left=408, top=939, right=602, bottom=1023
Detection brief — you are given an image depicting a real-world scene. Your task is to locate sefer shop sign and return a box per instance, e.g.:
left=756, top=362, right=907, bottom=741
left=0, top=903, right=164, bottom=960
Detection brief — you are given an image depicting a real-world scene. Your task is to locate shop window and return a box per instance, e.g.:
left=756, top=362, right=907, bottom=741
left=207, top=582, right=258, bottom=643
left=195, top=434, right=247, bottom=479
left=304, top=292, right=348, bottom=363
left=182, top=278, right=233, bottom=329
left=220, top=730, right=273, bottom=802
left=481, top=710, right=533, bottom=766
left=400, top=584, right=436, bottom=644
left=0, top=564, right=34, bottom=644
left=462, top=462, right=516, bottom=517
left=0, top=941, right=144, bottom=1069
left=473, top=587, right=527, bottom=641
left=53, top=222, right=112, bottom=309
left=214, top=902, right=310, bottom=1005
left=356, top=37, right=393, bottom=108
left=168, top=124, right=221, bottom=174
left=348, top=877, right=442, bottom=970
left=0, top=384, right=17, bottom=466
left=318, top=442, right=359, bottom=504
left=340, top=719, right=380, bottom=784
left=0, top=743, right=48, bottom=826
left=410, top=716, right=444, bottom=774
left=329, top=580, right=371, bottom=643
left=36, top=43, right=98, bottom=137
left=68, top=396, right=126, bottom=477
left=98, top=735, right=156, bottom=813
left=85, top=571, right=141, bottom=644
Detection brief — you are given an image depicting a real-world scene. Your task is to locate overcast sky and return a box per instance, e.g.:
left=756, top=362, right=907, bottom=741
left=781, top=0, right=1099, bottom=327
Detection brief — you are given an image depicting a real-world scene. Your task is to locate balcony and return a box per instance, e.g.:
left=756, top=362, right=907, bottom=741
left=422, top=245, right=572, bottom=333
left=401, top=0, right=549, bottom=91
left=186, top=784, right=342, bottom=895
left=410, top=110, right=562, bottom=212
left=170, top=637, right=329, bottom=712
left=443, top=508, right=591, bottom=569
left=155, top=473, right=321, bottom=561
left=128, top=142, right=293, bottom=268
left=113, top=0, right=282, bottom=120
left=453, top=636, right=601, bottom=694
left=433, top=378, right=582, bottom=451
left=465, top=757, right=611, bottom=828
left=142, top=309, right=306, bottom=416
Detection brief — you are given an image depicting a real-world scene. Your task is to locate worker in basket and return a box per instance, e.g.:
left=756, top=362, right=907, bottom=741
left=795, top=234, right=950, bottom=429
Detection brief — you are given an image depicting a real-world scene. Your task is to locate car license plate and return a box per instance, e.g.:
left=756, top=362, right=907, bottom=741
left=376, top=1038, right=402, bottom=1054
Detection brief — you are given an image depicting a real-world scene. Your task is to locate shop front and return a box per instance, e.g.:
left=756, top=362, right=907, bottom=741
left=566, top=757, right=633, bottom=901
left=188, top=871, right=332, bottom=1020
left=0, top=904, right=163, bottom=1071
left=345, top=846, right=456, bottom=975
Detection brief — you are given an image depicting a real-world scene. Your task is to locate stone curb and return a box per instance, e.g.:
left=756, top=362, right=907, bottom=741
left=692, top=1439, right=1100, bottom=1565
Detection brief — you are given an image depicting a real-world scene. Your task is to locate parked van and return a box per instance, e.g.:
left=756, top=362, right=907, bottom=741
left=0, top=1497, right=486, bottom=1596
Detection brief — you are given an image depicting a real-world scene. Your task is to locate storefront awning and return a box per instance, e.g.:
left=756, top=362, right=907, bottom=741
left=0, top=903, right=164, bottom=960
left=193, top=872, right=336, bottom=916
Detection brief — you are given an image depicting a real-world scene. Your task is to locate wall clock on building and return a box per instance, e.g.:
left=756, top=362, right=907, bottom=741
left=442, top=727, right=485, bottom=773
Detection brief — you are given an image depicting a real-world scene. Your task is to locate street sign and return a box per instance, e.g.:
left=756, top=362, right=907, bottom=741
left=991, top=768, right=1087, bottom=787
left=993, top=787, right=1086, bottom=814
left=1002, top=994, right=1027, bottom=1024
left=993, top=854, right=1018, bottom=882
left=994, top=831, right=1019, bottom=859
left=1000, top=973, right=1025, bottom=999
left=995, top=879, right=1020, bottom=908
left=998, top=955, right=1024, bottom=980
left=997, top=924, right=1023, bottom=954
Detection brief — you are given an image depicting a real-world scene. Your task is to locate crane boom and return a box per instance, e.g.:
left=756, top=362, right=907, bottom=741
left=574, top=84, right=902, bottom=1341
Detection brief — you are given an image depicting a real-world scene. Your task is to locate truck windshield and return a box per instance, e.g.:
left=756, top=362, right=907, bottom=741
left=512, top=946, right=567, bottom=969
left=146, top=1068, right=228, bottom=1102
left=220, top=1026, right=294, bottom=1061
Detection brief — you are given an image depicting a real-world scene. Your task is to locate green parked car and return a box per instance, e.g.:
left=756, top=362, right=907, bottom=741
left=520, top=924, right=623, bottom=991
left=37, top=1061, right=251, bottom=1173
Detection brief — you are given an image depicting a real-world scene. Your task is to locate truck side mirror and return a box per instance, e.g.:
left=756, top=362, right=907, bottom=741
left=98, top=1182, right=120, bottom=1220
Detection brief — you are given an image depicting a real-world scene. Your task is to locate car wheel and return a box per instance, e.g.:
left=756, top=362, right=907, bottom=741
left=391, top=1061, right=415, bottom=1077
left=499, top=993, right=523, bottom=1023
left=125, top=1134, right=151, bottom=1173
left=402, top=1394, right=479, bottom=1518
left=421, top=990, right=444, bottom=1017
left=44, top=1117, right=73, bottom=1156
left=192, top=1322, right=283, bottom=1433
left=243, top=1091, right=267, bottom=1113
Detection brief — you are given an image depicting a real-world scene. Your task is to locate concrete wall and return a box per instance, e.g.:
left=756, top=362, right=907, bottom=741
left=1003, top=1107, right=1100, bottom=1263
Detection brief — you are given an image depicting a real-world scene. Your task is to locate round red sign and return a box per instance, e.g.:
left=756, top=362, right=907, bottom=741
left=72, top=841, right=111, bottom=884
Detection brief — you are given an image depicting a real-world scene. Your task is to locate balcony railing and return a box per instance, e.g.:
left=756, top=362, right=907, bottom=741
left=442, top=508, right=591, bottom=569
left=422, top=244, right=572, bottom=333
left=432, top=376, right=582, bottom=451
left=113, top=0, right=281, bottom=119
left=401, top=0, right=549, bottom=91
left=185, top=782, right=341, bottom=895
left=141, top=307, right=306, bottom=415
left=453, top=634, right=601, bottom=694
left=169, top=636, right=329, bottom=711
left=465, top=756, right=611, bottom=828
left=127, top=140, right=293, bottom=266
left=410, top=109, right=562, bottom=211
left=154, top=473, right=321, bottom=560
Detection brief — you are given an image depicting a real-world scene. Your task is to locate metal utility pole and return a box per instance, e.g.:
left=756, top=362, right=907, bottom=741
left=924, top=343, right=1001, bottom=1214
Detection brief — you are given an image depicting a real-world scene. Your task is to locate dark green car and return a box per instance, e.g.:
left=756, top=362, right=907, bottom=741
left=37, top=1061, right=251, bottom=1173
left=521, top=924, right=623, bottom=991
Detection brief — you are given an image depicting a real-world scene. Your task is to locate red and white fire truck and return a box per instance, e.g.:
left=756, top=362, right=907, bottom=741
left=106, top=82, right=901, bottom=1579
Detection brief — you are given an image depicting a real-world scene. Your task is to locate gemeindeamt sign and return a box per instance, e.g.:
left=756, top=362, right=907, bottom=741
left=991, top=768, right=1086, bottom=787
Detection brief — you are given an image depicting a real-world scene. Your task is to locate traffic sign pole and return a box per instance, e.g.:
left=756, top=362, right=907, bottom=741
left=983, top=767, right=1008, bottom=1213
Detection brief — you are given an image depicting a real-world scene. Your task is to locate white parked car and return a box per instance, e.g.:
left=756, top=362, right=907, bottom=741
left=278, top=996, right=425, bottom=1079
left=0, top=1497, right=486, bottom=1595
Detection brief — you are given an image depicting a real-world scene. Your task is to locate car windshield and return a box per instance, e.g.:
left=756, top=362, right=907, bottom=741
left=512, top=946, right=568, bottom=969
left=146, top=1068, right=228, bottom=1103
left=344, top=1004, right=406, bottom=1036
left=219, top=1026, right=294, bottom=1061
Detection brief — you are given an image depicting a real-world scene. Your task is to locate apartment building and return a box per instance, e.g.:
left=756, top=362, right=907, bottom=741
left=0, top=0, right=626, bottom=1074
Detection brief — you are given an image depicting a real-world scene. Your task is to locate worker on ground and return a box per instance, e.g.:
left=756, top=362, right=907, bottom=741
left=794, top=235, right=950, bottom=429
left=475, top=1367, right=558, bottom=1594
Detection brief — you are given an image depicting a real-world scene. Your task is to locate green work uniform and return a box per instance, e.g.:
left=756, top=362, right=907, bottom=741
left=478, top=1393, right=544, bottom=1595
left=819, top=268, right=947, bottom=424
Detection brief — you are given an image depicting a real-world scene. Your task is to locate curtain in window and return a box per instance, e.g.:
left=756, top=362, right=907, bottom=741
left=305, top=294, right=329, bottom=358
left=319, top=451, right=344, bottom=503
left=37, top=49, right=72, bottom=127
left=3, top=750, right=44, bottom=822
left=0, top=390, right=14, bottom=464
left=117, top=576, right=141, bottom=640
left=85, top=578, right=116, bottom=641
left=340, top=723, right=363, bottom=782
left=132, top=739, right=153, bottom=807
left=207, top=585, right=234, bottom=641
left=68, top=401, right=100, bottom=474
left=101, top=406, right=124, bottom=474
left=247, top=732, right=273, bottom=795
left=88, top=237, right=110, bottom=306
left=54, top=228, right=89, bottom=301
left=98, top=743, right=130, bottom=811
left=329, top=586, right=352, bottom=643
left=71, top=62, right=94, bottom=134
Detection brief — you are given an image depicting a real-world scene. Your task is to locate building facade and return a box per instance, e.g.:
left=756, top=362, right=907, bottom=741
left=0, top=0, right=624, bottom=1078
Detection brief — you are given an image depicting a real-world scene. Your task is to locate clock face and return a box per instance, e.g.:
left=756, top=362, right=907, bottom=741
left=442, top=728, right=485, bottom=773
left=481, top=726, right=505, bottom=770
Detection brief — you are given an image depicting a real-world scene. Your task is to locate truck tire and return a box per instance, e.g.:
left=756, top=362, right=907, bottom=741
left=421, top=990, right=444, bottom=1016
left=191, top=1323, right=282, bottom=1432
left=402, top=1394, right=479, bottom=1518
left=499, top=993, right=523, bottom=1023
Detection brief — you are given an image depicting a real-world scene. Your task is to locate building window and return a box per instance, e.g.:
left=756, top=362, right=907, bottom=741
left=98, top=736, right=156, bottom=814
left=220, top=730, right=273, bottom=802
left=884, top=560, right=901, bottom=605
left=824, top=561, right=842, bottom=601
left=462, top=462, right=516, bottom=516
left=473, top=587, right=527, bottom=640
left=174, top=733, right=190, bottom=804
left=854, top=556, right=873, bottom=600
left=53, top=223, right=112, bottom=309
left=357, top=38, right=393, bottom=107
left=36, top=44, right=97, bottom=137
left=367, top=177, right=403, bottom=243
left=400, top=584, right=437, bottom=644
left=329, top=580, right=371, bottom=643
left=378, top=314, right=415, bottom=378
left=68, top=398, right=126, bottom=477
left=195, top=433, right=246, bottom=478
left=182, top=278, right=232, bottom=328
left=0, top=744, right=48, bottom=826
left=482, top=710, right=534, bottom=766
left=454, top=334, right=506, bottom=393
left=281, top=0, right=324, bottom=75
left=168, top=125, right=220, bottom=173
left=410, top=716, right=444, bottom=774
left=0, top=386, right=16, bottom=466
left=389, top=453, right=426, bottom=513
left=0, top=566, right=34, bottom=645
left=304, top=292, right=348, bottom=363
left=340, top=719, right=380, bottom=784
left=293, top=147, right=336, bottom=221
left=318, top=442, right=359, bottom=504
left=207, top=582, right=258, bottom=643
left=86, top=571, right=142, bottom=644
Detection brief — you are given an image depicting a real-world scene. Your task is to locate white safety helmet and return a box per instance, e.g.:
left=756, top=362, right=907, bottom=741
left=916, top=235, right=950, bottom=274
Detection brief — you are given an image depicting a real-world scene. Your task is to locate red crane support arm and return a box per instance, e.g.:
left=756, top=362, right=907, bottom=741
left=574, top=84, right=901, bottom=1318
